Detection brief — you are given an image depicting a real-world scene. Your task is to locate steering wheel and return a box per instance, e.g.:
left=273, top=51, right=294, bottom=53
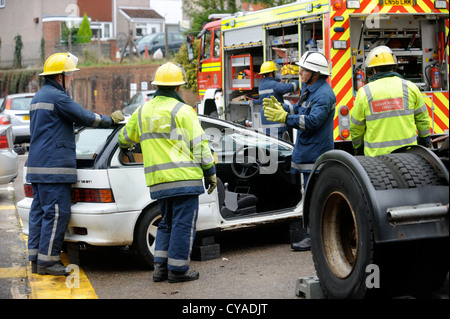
left=231, top=146, right=260, bottom=179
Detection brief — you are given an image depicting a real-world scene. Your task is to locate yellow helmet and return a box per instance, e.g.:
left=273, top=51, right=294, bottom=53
left=365, top=46, right=397, bottom=68
left=39, top=52, right=80, bottom=76
left=151, top=62, right=186, bottom=86
left=259, top=61, right=278, bottom=74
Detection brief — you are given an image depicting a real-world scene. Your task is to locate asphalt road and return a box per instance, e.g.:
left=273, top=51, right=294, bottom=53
left=2, top=153, right=448, bottom=305
left=5, top=153, right=316, bottom=301
left=76, top=227, right=315, bottom=299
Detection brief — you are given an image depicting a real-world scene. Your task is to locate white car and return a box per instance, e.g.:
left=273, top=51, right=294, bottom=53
left=0, top=123, right=19, bottom=184
left=17, top=115, right=302, bottom=267
left=122, top=90, right=156, bottom=116
left=0, top=93, right=35, bottom=144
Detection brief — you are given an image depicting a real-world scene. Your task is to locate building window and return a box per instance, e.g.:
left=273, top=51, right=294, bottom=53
left=0, top=0, right=5, bottom=8
left=91, top=22, right=113, bottom=40
left=136, top=23, right=148, bottom=37
left=135, top=23, right=161, bottom=37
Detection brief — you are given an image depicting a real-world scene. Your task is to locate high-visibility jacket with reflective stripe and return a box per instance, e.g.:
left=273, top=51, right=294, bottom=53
left=350, top=76, right=430, bottom=157
left=118, top=95, right=215, bottom=199
left=26, top=78, right=114, bottom=184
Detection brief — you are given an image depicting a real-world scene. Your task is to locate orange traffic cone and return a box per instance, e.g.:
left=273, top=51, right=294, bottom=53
left=145, top=45, right=149, bottom=59
left=115, top=48, right=120, bottom=62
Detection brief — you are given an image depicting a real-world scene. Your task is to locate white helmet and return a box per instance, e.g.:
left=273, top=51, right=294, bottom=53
left=296, top=51, right=331, bottom=76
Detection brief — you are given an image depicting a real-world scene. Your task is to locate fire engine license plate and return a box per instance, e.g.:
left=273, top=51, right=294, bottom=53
left=382, top=0, right=414, bottom=6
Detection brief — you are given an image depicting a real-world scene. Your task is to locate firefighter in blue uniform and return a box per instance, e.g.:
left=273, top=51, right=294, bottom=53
left=258, top=61, right=299, bottom=139
left=263, top=51, right=336, bottom=251
left=27, top=53, right=124, bottom=276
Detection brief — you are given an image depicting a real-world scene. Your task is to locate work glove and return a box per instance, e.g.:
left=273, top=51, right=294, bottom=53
left=205, top=174, right=217, bottom=195
left=262, top=96, right=288, bottom=123
left=111, top=110, right=125, bottom=124
left=417, top=136, right=431, bottom=148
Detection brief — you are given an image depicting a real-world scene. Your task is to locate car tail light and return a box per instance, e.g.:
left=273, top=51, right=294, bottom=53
left=72, top=188, right=115, bottom=203
left=24, top=185, right=115, bottom=203
left=0, top=115, right=11, bottom=125
left=24, top=184, right=34, bottom=197
left=0, top=133, right=9, bottom=149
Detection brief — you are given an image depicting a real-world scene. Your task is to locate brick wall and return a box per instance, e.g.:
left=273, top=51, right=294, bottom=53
left=78, top=0, right=112, bottom=21
left=71, top=64, right=199, bottom=114
left=0, top=64, right=199, bottom=113
left=43, top=21, right=62, bottom=58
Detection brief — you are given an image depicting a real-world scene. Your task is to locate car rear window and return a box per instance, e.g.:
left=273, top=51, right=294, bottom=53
left=75, top=127, right=114, bottom=160
left=10, top=97, right=33, bottom=111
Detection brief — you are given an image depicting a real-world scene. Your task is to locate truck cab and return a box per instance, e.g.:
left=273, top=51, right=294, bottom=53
left=196, top=20, right=223, bottom=117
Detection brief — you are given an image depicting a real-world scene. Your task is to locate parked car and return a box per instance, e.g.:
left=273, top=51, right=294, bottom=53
left=0, top=124, right=19, bottom=184
left=0, top=93, right=35, bottom=144
left=123, top=32, right=185, bottom=57
left=122, top=90, right=156, bottom=115
left=17, top=115, right=301, bottom=267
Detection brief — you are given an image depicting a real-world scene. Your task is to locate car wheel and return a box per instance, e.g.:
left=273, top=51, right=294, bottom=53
left=131, top=205, right=161, bottom=268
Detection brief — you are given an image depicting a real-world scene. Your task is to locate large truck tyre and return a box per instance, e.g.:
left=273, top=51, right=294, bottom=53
left=309, top=151, right=449, bottom=299
left=309, top=162, right=375, bottom=298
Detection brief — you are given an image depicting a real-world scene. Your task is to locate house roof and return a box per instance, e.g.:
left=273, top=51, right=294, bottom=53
left=120, top=8, right=164, bottom=21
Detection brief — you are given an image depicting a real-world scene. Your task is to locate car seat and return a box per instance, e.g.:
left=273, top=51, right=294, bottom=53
left=216, top=178, right=258, bottom=218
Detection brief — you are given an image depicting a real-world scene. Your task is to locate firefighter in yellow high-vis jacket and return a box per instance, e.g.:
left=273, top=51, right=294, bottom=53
left=350, top=46, right=431, bottom=157
left=118, top=62, right=216, bottom=283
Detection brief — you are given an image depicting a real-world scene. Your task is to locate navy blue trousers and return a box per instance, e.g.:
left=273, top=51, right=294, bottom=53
left=28, top=183, right=71, bottom=266
left=153, top=195, right=199, bottom=272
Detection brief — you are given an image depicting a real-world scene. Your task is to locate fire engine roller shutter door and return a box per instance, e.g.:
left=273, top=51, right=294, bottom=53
left=223, top=26, right=264, bottom=47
